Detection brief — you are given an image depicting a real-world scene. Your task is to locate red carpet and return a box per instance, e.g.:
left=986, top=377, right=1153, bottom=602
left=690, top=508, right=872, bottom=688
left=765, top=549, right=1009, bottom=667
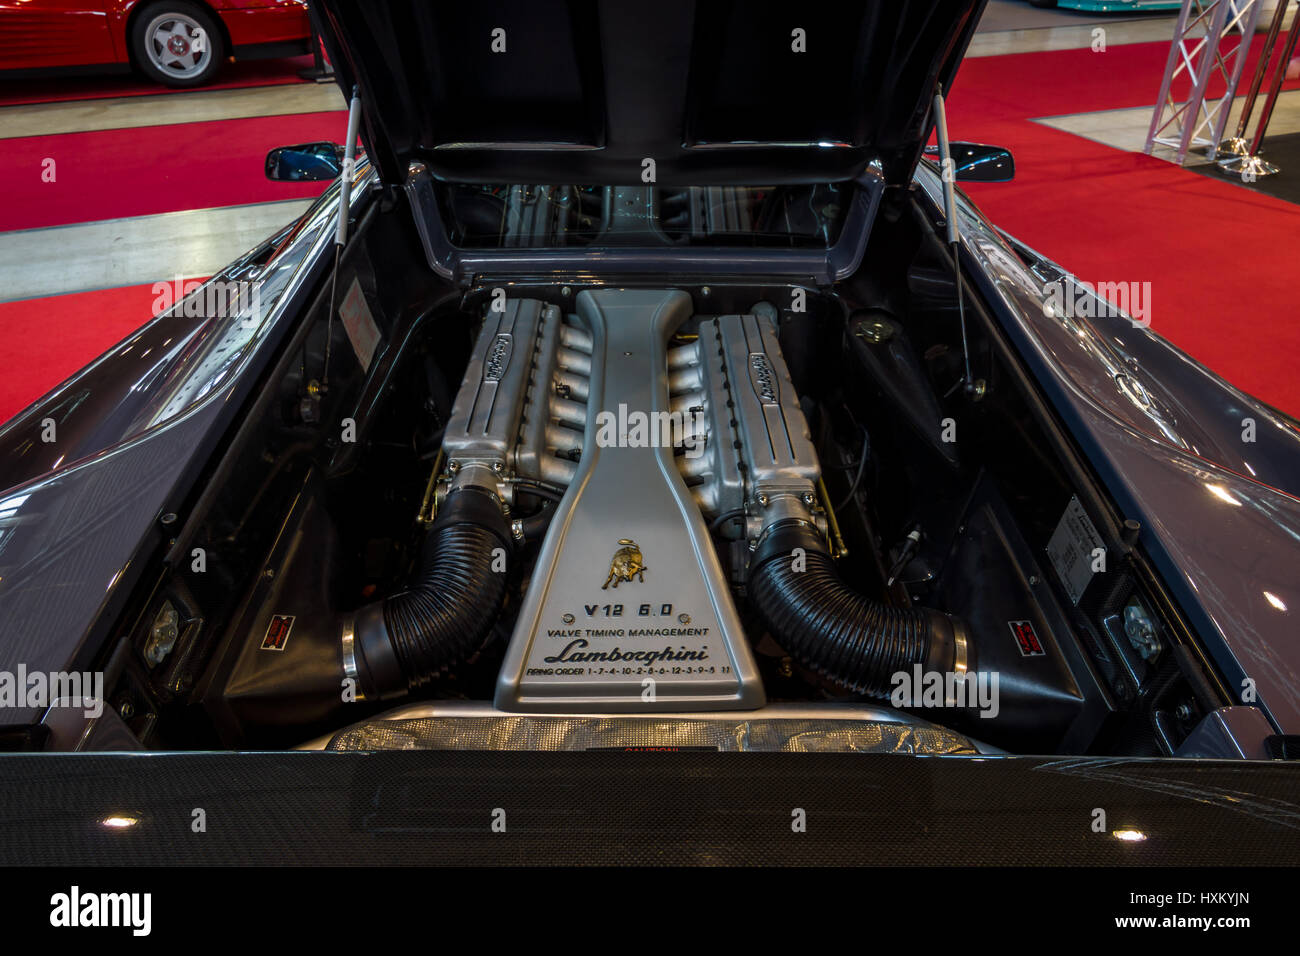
left=2, top=34, right=1299, bottom=422
left=0, top=110, right=344, bottom=231
left=0, top=55, right=317, bottom=107
left=957, top=35, right=1300, bottom=121
left=948, top=42, right=1300, bottom=417
left=0, top=281, right=204, bottom=423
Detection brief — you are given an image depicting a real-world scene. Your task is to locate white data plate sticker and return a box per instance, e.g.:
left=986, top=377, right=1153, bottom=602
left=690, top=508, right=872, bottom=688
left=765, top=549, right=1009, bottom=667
left=340, top=277, right=381, bottom=372
left=1046, top=495, right=1105, bottom=605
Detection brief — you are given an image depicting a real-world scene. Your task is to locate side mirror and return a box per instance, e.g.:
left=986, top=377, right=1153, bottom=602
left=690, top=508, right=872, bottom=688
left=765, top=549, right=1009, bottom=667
left=265, top=142, right=345, bottom=182
left=924, top=142, right=1015, bottom=182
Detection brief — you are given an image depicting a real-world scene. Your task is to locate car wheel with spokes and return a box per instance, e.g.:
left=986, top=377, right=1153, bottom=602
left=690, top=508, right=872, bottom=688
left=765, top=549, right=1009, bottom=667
left=130, top=2, right=225, bottom=88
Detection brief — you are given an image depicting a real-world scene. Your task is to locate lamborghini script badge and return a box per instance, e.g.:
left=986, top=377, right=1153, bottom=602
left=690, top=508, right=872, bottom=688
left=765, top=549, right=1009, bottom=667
left=602, top=539, right=647, bottom=589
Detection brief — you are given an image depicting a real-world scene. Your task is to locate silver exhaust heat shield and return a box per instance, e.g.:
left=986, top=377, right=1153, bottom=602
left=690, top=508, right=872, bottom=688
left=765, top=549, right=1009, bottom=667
left=305, top=702, right=986, bottom=754
left=326, top=714, right=976, bottom=753
left=495, top=289, right=765, bottom=712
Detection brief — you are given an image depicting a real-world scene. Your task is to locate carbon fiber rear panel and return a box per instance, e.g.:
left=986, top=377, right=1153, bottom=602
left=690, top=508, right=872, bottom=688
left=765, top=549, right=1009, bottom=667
left=2, top=751, right=1298, bottom=865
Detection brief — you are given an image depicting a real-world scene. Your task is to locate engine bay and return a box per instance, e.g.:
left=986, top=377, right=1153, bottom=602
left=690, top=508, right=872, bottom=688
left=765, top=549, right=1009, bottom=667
left=85, top=191, right=1231, bottom=756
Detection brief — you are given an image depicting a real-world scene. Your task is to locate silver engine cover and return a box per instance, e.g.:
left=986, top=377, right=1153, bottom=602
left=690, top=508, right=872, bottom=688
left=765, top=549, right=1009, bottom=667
left=495, top=289, right=765, bottom=712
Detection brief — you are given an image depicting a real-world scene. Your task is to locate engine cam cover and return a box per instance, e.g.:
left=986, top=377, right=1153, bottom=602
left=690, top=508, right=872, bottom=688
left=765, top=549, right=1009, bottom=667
left=495, top=289, right=765, bottom=712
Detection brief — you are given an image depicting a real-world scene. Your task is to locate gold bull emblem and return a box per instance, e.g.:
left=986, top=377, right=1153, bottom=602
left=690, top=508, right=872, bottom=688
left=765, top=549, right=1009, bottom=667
left=602, top=539, right=647, bottom=589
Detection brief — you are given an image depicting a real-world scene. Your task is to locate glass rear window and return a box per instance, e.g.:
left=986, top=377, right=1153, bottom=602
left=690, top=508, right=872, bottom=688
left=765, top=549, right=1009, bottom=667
left=438, top=183, right=850, bottom=249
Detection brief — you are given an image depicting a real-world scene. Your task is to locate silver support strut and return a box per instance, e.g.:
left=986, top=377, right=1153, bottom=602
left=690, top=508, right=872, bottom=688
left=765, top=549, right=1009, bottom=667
left=932, top=88, right=974, bottom=396
left=1218, top=0, right=1292, bottom=159
left=1219, top=0, right=1300, bottom=178
left=324, top=85, right=362, bottom=388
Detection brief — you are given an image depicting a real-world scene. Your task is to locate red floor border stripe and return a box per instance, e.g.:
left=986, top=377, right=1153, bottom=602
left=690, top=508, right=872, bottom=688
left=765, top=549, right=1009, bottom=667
left=0, top=110, right=343, bottom=231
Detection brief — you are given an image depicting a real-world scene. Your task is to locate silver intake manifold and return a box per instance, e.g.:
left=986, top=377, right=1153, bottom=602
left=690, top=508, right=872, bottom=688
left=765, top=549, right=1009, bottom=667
left=438, top=297, right=592, bottom=508
left=671, top=302, right=825, bottom=543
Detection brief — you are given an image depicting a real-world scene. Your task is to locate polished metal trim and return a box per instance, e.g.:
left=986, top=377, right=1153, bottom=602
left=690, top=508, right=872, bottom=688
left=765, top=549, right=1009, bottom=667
left=432, top=141, right=599, bottom=151
left=341, top=617, right=359, bottom=683
left=687, top=140, right=854, bottom=149
left=953, top=622, right=970, bottom=679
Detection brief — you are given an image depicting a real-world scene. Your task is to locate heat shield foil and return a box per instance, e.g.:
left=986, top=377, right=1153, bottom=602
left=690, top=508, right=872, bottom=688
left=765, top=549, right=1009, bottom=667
left=326, top=716, right=977, bottom=753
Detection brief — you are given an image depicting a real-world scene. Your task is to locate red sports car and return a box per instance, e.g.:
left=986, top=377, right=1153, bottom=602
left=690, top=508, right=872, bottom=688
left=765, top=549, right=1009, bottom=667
left=0, top=0, right=312, bottom=87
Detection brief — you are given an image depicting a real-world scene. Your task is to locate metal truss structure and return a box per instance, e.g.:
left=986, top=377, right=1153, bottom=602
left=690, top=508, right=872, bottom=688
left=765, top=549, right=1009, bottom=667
left=1145, top=0, right=1265, bottom=163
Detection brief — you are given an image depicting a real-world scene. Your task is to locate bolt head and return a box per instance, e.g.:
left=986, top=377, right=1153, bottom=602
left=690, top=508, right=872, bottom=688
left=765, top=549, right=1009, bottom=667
left=1123, top=602, right=1161, bottom=660
left=855, top=319, right=893, bottom=344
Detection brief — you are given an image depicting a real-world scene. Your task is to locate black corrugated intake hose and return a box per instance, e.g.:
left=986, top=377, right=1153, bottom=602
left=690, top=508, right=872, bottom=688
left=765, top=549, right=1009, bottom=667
left=346, top=485, right=512, bottom=698
left=748, top=520, right=969, bottom=698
